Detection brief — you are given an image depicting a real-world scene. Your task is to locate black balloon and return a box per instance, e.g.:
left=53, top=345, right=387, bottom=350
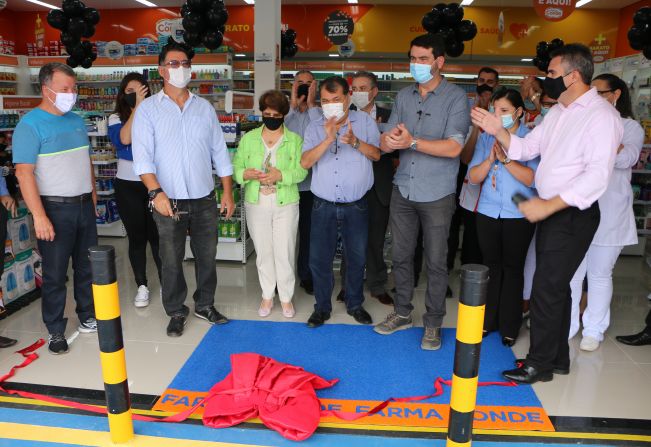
left=60, top=31, right=77, bottom=47
left=67, top=17, right=86, bottom=39
left=445, top=39, right=464, bottom=58
left=81, top=57, right=92, bottom=69
left=81, top=40, right=93, bottom=53
left=63, top=0, right=84, bottom=17
left=66, top=56, right=79, bottom=68
left=90, top=52, right=97, bottom=61
left=68, top=44, right=85, bottom=60
left=203, top=30, right=224, bottom=50
left=83, top=8, right=100, bottom=25
left=434, top=3, right=447, bottom=11
left=284, top=43, right=298, bottom=58
left=532, top=57, right=540, bottom=68
left=82, top=23, right=95, bottom=38
left=634, top=7, right=651, bottom=26
left=285, top=29, right=297, bottom=42
left=536, top=41, right=548, bottom=56
left=628, top=25, right=647, bottom=50
left=456, top=19, right=477, bottom=41
left=182, top=12, right=205, bottom=33
left=183, top=29, right=202, bottom=47
left=549, top=38, right=564, bottom=50
left=422, top=11, right=441, bottom=34
left=207, top=6, right=228, bottom=27
left=47, top=10, right=67, bottom=30
left=644, top=45, right=651, bottom=60
left=187, top=0, right=207, bottom=12
left=437, top=26, right=455, bottom=42
left=442, top=4, right=463, bottom=26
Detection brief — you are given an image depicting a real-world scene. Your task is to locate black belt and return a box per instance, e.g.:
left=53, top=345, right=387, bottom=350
left=41, top=193, right=92, bottom=204
left=170, top=190, right=216, bottom=202
left=314, top=196, right=364, bottom=207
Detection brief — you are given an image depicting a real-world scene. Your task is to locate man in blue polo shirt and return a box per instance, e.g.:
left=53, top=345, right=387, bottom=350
left=300, top=76, right=381, bottom=328
left=13, top=62, right=98, bottom=355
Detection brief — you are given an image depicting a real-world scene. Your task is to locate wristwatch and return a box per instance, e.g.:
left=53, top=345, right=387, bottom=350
left=148, top=188, right=163, bottom=200
left=410, top=139, right=418, bottom=151
left=352, top=137, right=361, bottom=150
left=502, top=156, right=512, bottom=165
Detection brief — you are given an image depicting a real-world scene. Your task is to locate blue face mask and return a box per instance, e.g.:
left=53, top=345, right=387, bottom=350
left=501, top=112, right=516, bottom=129
left=540, top=106, right=550, bottom=117
left=524, top=99, right=535, bottom=110
left=410, top=63, right=434, bottom=84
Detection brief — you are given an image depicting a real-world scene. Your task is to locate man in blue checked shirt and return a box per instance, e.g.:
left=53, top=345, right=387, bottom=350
left=132, top=42, right=234, bottom=338
left=300, top=76, right=381, bottom=328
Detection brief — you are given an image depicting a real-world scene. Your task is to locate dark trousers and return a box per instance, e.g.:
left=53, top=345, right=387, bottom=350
left=391, top=189, right=456, bottom=327
left=153, top=195, right=218, bottom=317
left=528, top=203, right=600, bottom=371
left=114, top=179, right=161, bottom=287
left=297, top=190, right=314, bottom=282
left=645, top=310, right=651, bottom=334
left=476, top=214, right=535, bottom=338
left=0, top=205, right=6, bottom=278
left=446, top=204, right=462, bottom=271
left=365, top=190, right=390, bottom=295
left=310, top=197, right=368, bottom=314
left=38, top=200, right=97, bottom=334
left=461, top=208, right=483, bottom=265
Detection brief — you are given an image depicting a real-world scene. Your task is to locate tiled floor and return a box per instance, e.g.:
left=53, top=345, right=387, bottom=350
left=1, top=236, right=650, bottom=422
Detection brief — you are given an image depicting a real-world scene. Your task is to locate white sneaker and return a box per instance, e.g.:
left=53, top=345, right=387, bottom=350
left=580, top=336, right=600, bottom=352
left=134, top=285, right=150, bottom=308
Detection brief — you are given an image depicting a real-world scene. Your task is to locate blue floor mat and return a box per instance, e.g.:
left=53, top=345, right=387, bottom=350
left=167, top=320, right=540, bottom=407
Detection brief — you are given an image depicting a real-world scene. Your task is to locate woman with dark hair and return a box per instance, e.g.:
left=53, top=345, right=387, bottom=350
left=468, top=88, right=539, bottom=346
left=108, top=72, right=161, bottom=308
left=232, top=90, right=307, bottom=318
left=568, top=73, right=644, bottom=351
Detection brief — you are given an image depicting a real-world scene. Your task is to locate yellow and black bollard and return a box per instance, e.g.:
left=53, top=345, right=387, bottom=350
left=89, top=245, right=134, bottom=444
left=447, top=264, right=489, bottom=447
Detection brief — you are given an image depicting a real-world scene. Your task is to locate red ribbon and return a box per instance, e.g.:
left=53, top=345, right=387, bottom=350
left=0, top=339, right=518, bottom=424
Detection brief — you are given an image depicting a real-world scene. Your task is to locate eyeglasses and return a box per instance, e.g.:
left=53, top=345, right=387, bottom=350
left=596, top=89, right=614, bottom=96
left=329, top=137, right=339, bottom=155
left=162, top=60, right=191, bottom=69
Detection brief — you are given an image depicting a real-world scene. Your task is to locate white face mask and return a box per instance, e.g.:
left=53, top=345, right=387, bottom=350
left=322, top=102, right=346, bottom=121
left=47, top=87, right=77, bottom=114
left=167, top=67, right=192, bottom=88
left=351, top=91, right=371, bottom=110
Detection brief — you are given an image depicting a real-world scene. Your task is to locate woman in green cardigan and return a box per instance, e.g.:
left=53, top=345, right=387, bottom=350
left=232, top=90, right=308, bottom=318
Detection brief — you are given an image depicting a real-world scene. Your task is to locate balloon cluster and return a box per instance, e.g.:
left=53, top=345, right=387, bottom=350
left=181, top=0, right=229, bottom=51
left=628, top=7, right=651, bottom=60
left=532, top=38, right=564, bottom=73
left=421, top=3, right=477, bottom=58
left=281, top=29, right=298, bottom=59
left=46, top=0, right=100, bottom=69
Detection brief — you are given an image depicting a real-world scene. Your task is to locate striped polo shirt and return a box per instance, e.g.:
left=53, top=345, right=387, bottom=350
left=12, top=108, right=92, bottom=197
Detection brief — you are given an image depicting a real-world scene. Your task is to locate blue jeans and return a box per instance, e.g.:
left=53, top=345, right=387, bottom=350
left=309, top=196, right=368, bottom=314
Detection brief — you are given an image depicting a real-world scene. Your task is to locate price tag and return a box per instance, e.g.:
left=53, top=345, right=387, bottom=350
left=323, top=10, right=354, bottom=46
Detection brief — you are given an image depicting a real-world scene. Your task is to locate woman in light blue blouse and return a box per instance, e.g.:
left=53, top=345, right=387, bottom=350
left=468, top=88, right=539, bottom=347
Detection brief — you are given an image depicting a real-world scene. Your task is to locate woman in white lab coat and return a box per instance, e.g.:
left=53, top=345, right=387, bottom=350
left=569, top=73, right=644, bottom=351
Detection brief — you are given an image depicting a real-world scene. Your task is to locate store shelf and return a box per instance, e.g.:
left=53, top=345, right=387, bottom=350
left=97, top=219, right=126, bottom=237
left=88, top=131, right=108, bottom=137
left=638, top=229, right=651, bottom=235
left=0, top=127, right=15, bottom=131
left=633, top=170, right=651, bottom=174
left=185, top=236, right=253, bottom=263
left=634, top=200, right=651, bottom=205
left=92, top=159, right=118, bottom=165
left=97, top=189, right=114, bottom=196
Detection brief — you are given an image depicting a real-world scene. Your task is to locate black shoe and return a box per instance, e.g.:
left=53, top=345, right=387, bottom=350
left=167, top=315, right=187, bottom=337
left=300, top=280, right=314, bottom=295
left=414, top=275, right=420, bottom=288
left=0, top=335, right=17, bottom=348
left=371, top=292, right=393, bottom=306
left=502, top=336, right=516, bottom=347
left=47, top=333, right=69, bottom=355
left=390, top=286, right=396, bottom=293
left=194, top=306, right=229, bottom=325
left=307, top=310, right=330, bottom=328
left=514, top=358, right=569, bottom=375
left=446, top=286, right=453, bottom=298
left=336, top=289, right=345, bottom=302
left=348, top=307, right=372, bottom=325
left=616, top=331, right=651, bottom=346
left=503, top=363, right=553, bottom=384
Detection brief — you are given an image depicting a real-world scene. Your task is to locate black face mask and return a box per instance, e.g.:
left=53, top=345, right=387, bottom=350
left=125, top=92, right=137, bottom=109
left=543, top=73, right=571, bottom=100
left=476, top=83, right=494, bottom=95
left=263, top=116, right=284, bottom=131
left=297, top=84, right=310, bottom=99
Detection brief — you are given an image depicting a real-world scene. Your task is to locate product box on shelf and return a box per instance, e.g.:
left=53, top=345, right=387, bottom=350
left=1, top=258, right=18, bottom=305
left=14, top=249, right=35, bottom=296
left=8, top=209, right=35, bottom=253
left=96, top=198, right=120, bottom=224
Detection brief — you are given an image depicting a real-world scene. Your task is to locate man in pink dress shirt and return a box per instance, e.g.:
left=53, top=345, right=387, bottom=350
left=471, top=44, right=623, bottom=384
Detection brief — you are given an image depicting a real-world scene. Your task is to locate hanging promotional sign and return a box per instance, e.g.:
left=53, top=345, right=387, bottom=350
left=533, top=0, right=576, bottom=22
left=323, top=10, right=354, bottom=45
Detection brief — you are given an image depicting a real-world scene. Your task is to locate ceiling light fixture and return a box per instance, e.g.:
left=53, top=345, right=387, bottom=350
left=348, top=0, right=359, bottom=4
left=521, top=58, right=533, bottom=61
left=329, top=54, right=339, bottom=57
left=575, top=0, right=593, bottom=7
left=133, top=0, right=158, bottom=6
left=460, top=0, right=474, bottom=5
left=235, top=54, right=246, bottom=57
left=24, top=0, right=59, bottom=8
left=243, top=0, right=255, bottom=4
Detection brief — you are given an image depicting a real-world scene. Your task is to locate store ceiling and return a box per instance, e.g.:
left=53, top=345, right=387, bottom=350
left=5, top=0, right=641, bottom=11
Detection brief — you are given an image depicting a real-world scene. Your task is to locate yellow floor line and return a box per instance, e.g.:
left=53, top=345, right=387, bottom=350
left=2, top=395, right=650, bottom=443
left=0, top=422, right=270, bottom=447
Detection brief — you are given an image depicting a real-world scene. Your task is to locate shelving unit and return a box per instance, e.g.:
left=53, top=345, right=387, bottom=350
left=90, top=132, right=126, bottom=238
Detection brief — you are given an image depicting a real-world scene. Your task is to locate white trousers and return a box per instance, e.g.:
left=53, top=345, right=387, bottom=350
left=569, top=244, right=623, bottom=341
left=522, top=234, right=536, bottom=301
left=245, top=193, right=299, bottom=303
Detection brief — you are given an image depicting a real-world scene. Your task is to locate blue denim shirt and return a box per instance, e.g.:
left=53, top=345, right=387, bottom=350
left=469, top=124, right=539, bottom=219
